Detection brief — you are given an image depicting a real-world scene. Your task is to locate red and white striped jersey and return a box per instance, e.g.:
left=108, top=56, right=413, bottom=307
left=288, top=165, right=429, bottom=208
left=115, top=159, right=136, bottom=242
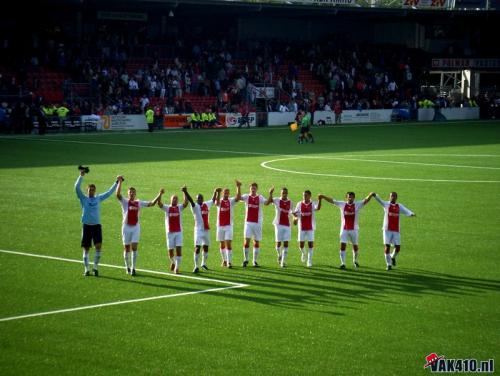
left=332, top=200, right=366, bottom=231
left=191, top=201, right=213, bottom=231
left=120, top=197, right=149, bottom=226
left=241, top=194, right=266, bottom=224
left=374, top=196, right=414, bottom=232
left=217, top=197, right=237, bottom=227
left=294, top=201, right=319, bottom=231
left=162, top=204, right=184, bottom=233
left=272, top=198, right=293, bottom=227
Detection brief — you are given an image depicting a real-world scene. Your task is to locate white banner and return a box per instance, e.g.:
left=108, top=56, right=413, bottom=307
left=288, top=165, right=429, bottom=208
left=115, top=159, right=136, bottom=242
left=82, top=115, right=148, bottom=131
left=102, top=115, right=148, bottom=131
left=417, top=109, right=434, bottom=121
left=431, top=58, right=500, bottom=69
left=224, top=112, right=257, bottom=128
left=252, top=87, right=275, bottom=99
left=314, top=110, right=393, bottom=124
left=268, top=112, right=298, bottom=126
left=418, top=107, right=480, bottom=121
left=81, top=115, right=103, bottom=130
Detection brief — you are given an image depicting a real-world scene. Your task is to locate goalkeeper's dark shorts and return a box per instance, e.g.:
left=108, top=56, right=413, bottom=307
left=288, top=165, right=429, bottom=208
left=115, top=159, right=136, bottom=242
left=81, top=224, right=103, bottom=248
left=300, top=126, right=310, bottom=134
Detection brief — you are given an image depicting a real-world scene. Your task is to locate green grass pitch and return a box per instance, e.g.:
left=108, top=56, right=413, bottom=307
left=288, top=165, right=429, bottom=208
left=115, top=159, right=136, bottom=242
left=0, top=121, right=499, bottom=375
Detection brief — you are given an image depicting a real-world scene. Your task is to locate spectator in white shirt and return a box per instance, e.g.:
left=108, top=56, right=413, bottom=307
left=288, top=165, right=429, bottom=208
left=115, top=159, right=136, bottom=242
left=140, top=95, right=150, bottom=111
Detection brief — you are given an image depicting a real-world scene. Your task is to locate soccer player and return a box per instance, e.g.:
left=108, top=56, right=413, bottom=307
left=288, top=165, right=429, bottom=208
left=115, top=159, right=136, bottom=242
left=319, top=191, right=375, bottom=269
left=240, top=182, right=273, bottom=267
left=270, top=186, right=293, bottom=267
left=75, top=169, right=120, bottom=277
left=215, top=181, right=242, bottom=268
left=116, top=177, right=162, bottom=276
left=184, top=187, right=221, bottom=273
left=293, top=190, right=322, bottom=267
left=373, top=192, right=416, bottom=270
left=158, top=186, right=189, bottom=274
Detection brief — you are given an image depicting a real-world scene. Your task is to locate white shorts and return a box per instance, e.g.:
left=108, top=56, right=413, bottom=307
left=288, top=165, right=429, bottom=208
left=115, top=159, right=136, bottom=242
left=194, top=229, right=210, bottom=246
left=167, top=231, right=183, bottom=249
left=274, top=225, right=291, bottom=242
left=340, top=229, right=359, bottom=245
left=383, top=230, right=401, bottom=246
left=298, top=230, right=315, bottom=242
left=216, top=226, right=233, bottom=242
left=244, top=222, right=262, bottom=241
left=122, top=224, right=140, bottom=245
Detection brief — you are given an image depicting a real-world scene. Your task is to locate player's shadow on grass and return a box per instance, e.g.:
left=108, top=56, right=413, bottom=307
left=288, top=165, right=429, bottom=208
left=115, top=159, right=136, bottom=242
left=202, top=265, right=500, bottom=315
left=97, top=274, right=223, bottom=294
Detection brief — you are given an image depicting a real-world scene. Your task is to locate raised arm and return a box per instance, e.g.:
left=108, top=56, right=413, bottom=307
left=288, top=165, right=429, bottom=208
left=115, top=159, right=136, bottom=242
left=148, top=189, right=164, bottom=207
left=400, top=203, right=416, bottom=217
left=265, top=186, right=274, bottom=205
left=116, top=176, right=124, bottom=201
left=373, top=193, right=386, bottom=206
left=213, top=187, right=221, bottom=205
left=363, top=192, right=376, bottom=205
left=75, top=172, right=85, bottom=200
left=98, top=175, right=121, bottom=201
left=318, top=194, right=334, bottom=205
left=181, top=185, right=190, bottom=208
left=157, top=188, right=165, bottom=208
left=235, top=179, right=242, bottom=202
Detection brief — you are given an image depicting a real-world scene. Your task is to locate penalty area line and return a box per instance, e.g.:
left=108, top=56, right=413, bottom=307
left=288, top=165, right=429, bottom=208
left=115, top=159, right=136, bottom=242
left=260, top=157, right=500, bottom=183
left=0, top=285, right=243, bottom=323
left=0, top=249, right=248, bottom=322
left=0, top=249, right=247, bottom=286
left=3, top=136, right=499, bottom=162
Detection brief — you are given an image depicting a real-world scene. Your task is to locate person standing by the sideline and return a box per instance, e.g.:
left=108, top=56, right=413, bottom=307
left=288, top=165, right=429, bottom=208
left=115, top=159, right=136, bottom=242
left=145, top=106, right=155, bottom=132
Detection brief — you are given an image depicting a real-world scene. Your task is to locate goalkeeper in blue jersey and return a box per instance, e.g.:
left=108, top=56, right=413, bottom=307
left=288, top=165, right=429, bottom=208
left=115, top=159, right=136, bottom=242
left=297, top=110, right=314, bottom=144
left=75, top=168, right=121, bottom=277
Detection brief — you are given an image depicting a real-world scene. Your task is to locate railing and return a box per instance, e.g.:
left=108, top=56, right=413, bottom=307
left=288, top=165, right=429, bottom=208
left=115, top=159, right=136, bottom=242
left=0, top=92, right=34, bottom=102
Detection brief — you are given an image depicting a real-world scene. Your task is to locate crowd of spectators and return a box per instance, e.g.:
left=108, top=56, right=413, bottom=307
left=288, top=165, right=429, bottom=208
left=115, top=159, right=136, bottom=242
left=1, top=30, right=500, bottom=133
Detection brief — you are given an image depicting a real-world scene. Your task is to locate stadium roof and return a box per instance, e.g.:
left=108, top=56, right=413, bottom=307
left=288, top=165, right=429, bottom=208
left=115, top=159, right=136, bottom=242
left=27, top=0, right=500, bottom=11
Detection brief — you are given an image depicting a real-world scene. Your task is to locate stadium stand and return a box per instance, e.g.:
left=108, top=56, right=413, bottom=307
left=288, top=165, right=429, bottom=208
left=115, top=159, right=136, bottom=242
left=1, top=0, right=499, bottom=133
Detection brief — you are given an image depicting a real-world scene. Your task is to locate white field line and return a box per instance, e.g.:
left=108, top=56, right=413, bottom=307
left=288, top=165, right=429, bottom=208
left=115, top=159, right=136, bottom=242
left=335, top=153, right=500, bottom=158
left=260, top=157, right=500, bottom=183
left=0, top=249, right=246, bottom=286
left=3, top=137, right=275, bottom=157
left=0, top=119, right=495, bottom=138
left=0, top=286, right=242, bottom=323
left=1, top=137, right=499, bottom=170
left=0, top=249, right=248, bottom=322
left=307, top=156, right=500, bottom=170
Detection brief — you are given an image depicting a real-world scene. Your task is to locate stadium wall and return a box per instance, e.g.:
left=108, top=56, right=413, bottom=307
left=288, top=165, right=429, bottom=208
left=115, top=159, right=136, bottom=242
left=417, top=107, right=480, bottom=121
left=81, top=115, right=148, bottom=131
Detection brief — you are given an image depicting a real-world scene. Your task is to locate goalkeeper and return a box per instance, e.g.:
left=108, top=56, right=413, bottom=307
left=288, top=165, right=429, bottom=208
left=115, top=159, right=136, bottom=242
left=298, top=110, right=314, bottom=144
